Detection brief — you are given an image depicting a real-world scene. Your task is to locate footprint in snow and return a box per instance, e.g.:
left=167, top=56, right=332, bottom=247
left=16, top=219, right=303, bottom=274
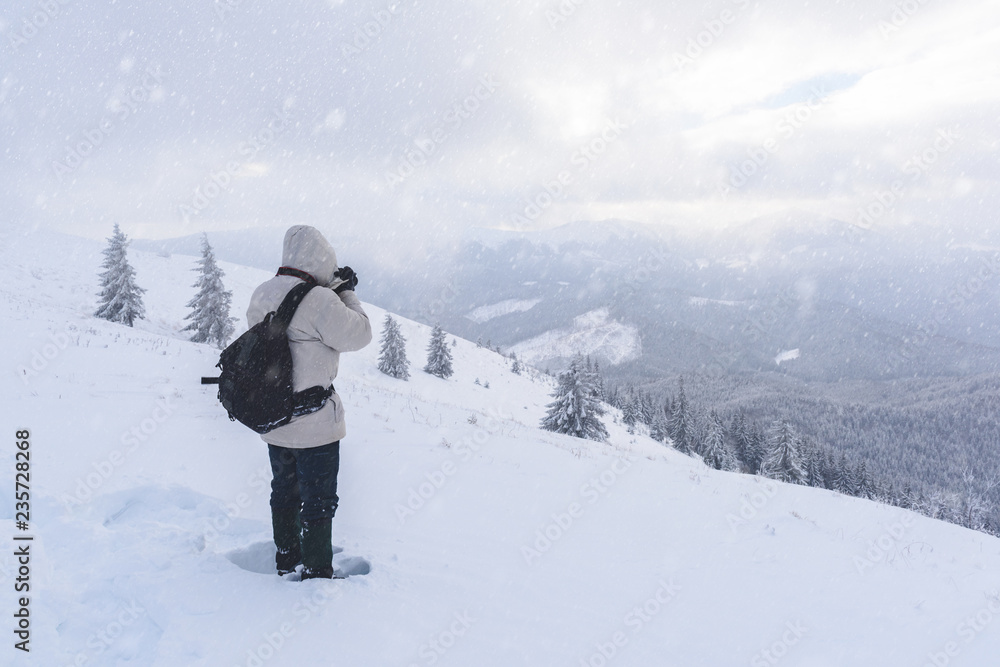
left=333, top=555, right=372, bottom=577
left=225, top=541, right=368, bottom=577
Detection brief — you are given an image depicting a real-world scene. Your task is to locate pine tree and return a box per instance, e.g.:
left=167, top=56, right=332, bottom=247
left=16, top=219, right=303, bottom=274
left=731, top=412, right=751, bottom=471
left=833, top=453, right=856, bottom=495
left=607, top=386, right=623, bottom=411
left=667, top=378, right=692, bottom=454
left=762, top=420, right=806, bottom=484
left=649, top=413, right=670, bottom=443
left=882, top=482, right=896, bottom=506
left=822, top=452, right=838, bottom=490
left=593, top=360, right=604, bottom=400
left=510, top=353, right=522, bottom=375
left=804, top=444, right=825, bottom=488
left=540, top=355, right=608, bottom=441
left=899, top=484, right=915, bottom=510
left=856, top=461, right=875, bottom=499
left=702, top=412, right=736, bottom=471
left=639, top=392, right=655, bottom=427
left=423, top=324, right=454, bottom=379
left=621, top=391, right=640, bottom=429
left=611, top=387, right=623, bottom=414
left=744, top=423, right=769, bottom=475
left=95, top=223, right=146, bottom=327
left=377, top=314, right=410, bottom=380
left=182, top=234, right=236, bottom=348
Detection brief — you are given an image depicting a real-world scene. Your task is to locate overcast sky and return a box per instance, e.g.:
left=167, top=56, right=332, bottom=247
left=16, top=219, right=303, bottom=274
left=2, top=0, right=998, bottom=244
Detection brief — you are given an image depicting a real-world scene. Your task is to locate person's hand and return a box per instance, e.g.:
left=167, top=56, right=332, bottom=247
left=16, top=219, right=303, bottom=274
left=333, top=266, right=358, bottom=294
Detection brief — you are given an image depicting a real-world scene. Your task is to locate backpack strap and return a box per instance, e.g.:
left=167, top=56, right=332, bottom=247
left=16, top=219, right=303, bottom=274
left=271, top=282, right=318, bottom=332
left=276, top=267, right=319, bottom=284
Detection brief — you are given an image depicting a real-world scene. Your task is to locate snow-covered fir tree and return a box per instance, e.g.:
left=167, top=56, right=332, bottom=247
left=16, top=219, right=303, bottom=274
left=804, top=446, right=826, bottom=489
left=607, top=386, right=623, bottom=411
left=377, top=314, right=410, bottom=380
left=762, top=420, right=807, bottom=484
left=592, top=359, right=605, bottom=400
left=423, top=324, right=454, bottom=379
left=621, top=391, right=641, bottom=430
left=822, top=452, right=838, bottom=491
left=649, top=412, right=670, bottom=443
left=731, top=412, right=764, bottom=473
left=639, top=392, right=655, bottom=427
left=510, top=353, right=522, bottom=375
left=540, top=354, right=608, bottom=441
left=833, top=453, right=857, bottom=495
left=94, top=223, right=146, bottom=327
left=667, top=378, right=692, bottom=453
left=882, top=482, right=897, bottom=506
left=730, top=412, right=748, bottom=468
left=701, top=412, right=736, bottom=471
left=749, top=424, right=770, bottom=475
left=182, top=234, right=236, bottom=349
left=899, top=484, right=916, bottom=510
left=856, top=461, right=876, bottom=499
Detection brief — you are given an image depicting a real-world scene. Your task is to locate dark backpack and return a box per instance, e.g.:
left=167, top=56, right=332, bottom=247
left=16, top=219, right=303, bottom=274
left=203, top=281, right=333, bottom=434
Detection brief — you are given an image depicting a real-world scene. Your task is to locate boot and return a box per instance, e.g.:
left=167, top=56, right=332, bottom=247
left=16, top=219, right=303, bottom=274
left=272, top=507, right=301, bottom=575
left=300, top=518, right=334, bottom=580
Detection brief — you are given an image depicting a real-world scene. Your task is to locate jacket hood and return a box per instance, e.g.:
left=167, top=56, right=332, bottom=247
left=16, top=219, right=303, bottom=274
left=281, top=225, right=339, bottom=287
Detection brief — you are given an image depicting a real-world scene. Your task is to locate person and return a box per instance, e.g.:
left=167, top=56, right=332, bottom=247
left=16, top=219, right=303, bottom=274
left=246, top=225, right=372, bottom=579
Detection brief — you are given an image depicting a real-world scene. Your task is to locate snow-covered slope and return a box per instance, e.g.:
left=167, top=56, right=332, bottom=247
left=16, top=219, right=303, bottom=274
left=509, top=308, right=642, bottom=367
left=4, top=229, right=1000, bottom=666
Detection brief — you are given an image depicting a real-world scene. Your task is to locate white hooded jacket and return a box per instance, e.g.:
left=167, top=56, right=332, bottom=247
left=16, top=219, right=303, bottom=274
left=246, top=226, right=372, bottom=448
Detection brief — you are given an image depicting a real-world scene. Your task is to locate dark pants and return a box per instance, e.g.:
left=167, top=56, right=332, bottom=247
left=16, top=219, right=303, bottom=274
left=268, top=441, right=340, bottom=522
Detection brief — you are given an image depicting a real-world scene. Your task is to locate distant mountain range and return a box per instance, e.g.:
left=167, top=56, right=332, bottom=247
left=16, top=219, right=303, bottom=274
left=134, top=216, right=1000, bottom=383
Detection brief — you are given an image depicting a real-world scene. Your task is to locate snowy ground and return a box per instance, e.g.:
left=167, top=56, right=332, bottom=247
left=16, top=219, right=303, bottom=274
left=4, top=229, right=1000, bottom=666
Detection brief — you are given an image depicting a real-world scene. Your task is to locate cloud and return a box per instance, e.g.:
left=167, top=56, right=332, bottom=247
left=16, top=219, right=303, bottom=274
left=0, top=0, right=997, bottom=242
